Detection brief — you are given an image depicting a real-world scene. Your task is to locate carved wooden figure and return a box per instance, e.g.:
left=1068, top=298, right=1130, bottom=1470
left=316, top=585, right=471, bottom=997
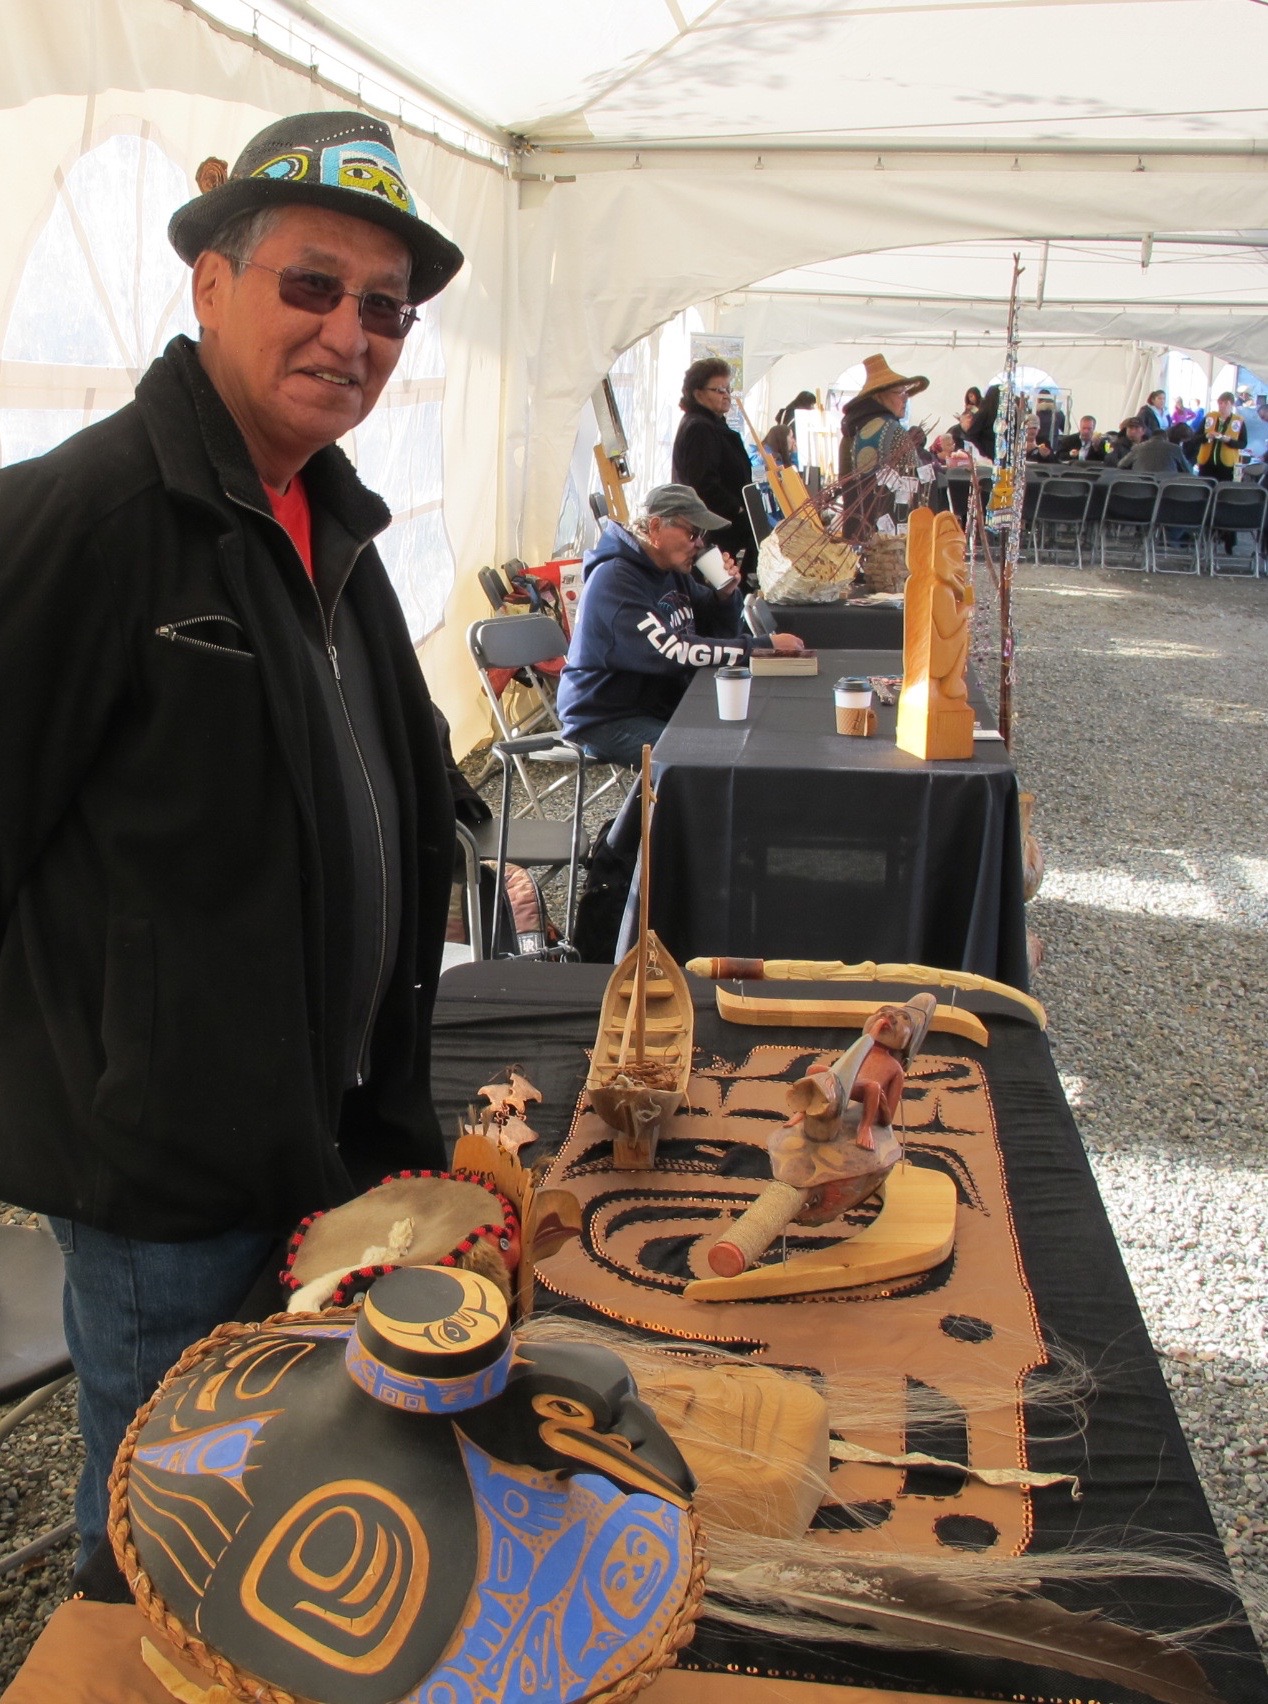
left=895, top=508, right=976, bottom=760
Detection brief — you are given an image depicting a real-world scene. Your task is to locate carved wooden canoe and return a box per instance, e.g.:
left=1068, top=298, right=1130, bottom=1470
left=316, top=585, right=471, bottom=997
left=586, top=931, right=693, bottom=1169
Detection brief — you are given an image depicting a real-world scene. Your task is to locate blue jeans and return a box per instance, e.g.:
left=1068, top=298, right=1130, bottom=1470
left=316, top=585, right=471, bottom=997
left=45, top=1216, right=275, bottom=1565
left=578, top=715, right=669, bottom=767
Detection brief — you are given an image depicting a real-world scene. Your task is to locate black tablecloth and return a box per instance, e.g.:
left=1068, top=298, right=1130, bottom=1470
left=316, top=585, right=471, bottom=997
left=430, top=961, right=1268, bottom=1704
left=771, top=599, right=904, bottom=648
left=646, top=649, right=1029, bottom=989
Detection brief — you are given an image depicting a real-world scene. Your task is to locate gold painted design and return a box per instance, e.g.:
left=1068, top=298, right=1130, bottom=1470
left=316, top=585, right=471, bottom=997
left=361, top=1266, right=505, bottom=1358
left=239, top=1480, right=428, bottom=1673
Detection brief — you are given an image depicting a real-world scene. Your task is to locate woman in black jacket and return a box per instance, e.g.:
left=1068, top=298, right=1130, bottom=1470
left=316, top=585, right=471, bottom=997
left=671, top=358, right=756, bottom=566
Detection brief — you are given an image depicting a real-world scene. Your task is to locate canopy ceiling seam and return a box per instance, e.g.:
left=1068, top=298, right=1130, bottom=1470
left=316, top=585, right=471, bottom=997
left=738, top=292, right=1268, bottom=313
left=169, top=0, right=513, bottom=174
left=520, top=141, right=1268, bottom=164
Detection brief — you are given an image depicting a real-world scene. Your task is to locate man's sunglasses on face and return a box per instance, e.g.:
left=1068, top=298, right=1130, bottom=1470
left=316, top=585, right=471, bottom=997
left=241, top=260, right=418, bottom=339
left=666, top=519, right=705, bottom=545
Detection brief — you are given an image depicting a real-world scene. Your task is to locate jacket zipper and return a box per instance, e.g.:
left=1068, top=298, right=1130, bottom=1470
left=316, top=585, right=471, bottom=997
left=155, top=616, right=253, bottom=658
left=228, top=497, right=390, bottom=1087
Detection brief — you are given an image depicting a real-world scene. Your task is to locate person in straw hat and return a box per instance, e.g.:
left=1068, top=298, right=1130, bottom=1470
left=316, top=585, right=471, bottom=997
left=838, top=353, right=929, bottom=481
left=0, top=109, right=464, bottom=1578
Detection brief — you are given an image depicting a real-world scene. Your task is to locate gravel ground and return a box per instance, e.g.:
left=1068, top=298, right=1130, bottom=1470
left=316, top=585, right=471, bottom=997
left=2, top=559, right=1265, bottom=1686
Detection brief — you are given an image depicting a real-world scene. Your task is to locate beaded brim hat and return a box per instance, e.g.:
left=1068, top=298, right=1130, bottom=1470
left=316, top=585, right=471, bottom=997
left=169, top=110, right=463, bottom=304
left=111, top=1267, right=705, bottom=1704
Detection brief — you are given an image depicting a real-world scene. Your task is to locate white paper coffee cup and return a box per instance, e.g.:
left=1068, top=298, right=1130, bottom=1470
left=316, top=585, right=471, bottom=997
left=834, top=676, right=873, bottom=710
left=696, top=546, right=731, bottom=590
left=715, top=666, right=751, bottom=720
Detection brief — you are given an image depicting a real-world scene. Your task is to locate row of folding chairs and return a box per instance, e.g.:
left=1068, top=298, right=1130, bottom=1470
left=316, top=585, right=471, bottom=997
left=944, top=468, right=1266, bottom=575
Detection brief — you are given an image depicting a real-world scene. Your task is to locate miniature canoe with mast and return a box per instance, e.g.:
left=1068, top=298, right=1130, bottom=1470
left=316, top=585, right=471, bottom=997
left=586, top=745, right=693, bottom=1169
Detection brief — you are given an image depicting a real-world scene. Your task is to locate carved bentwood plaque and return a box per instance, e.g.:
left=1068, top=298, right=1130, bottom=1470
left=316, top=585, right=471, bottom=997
left=537, top=1047, right=1046, bottom=1561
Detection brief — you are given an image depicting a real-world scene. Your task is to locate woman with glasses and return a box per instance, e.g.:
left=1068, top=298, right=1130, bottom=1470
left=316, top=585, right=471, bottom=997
left=671, top=358, right=757, bottom=569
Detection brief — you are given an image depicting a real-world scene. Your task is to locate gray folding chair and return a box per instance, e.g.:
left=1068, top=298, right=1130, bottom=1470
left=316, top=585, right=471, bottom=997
left=1031, top=477, right=1091, bottom=569
left=743, top=482, right=774, bottom=546
left=454, top=795, right=591, bottom=961
left=467, top=614, right=622, bottom=819
left=1150, top=478, right=1214, bottom=575
left=742, top=592, right=778, bottom=637
left=1208, top=482, right=1267, bottom=576
left=1097, top=477, right=1158, bottom=571
left=0, top=1223, right=77, bottom=1575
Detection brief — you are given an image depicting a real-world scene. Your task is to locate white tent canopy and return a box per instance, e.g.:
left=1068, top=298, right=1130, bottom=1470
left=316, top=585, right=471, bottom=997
left=2, top=0, right=1268, bottom=747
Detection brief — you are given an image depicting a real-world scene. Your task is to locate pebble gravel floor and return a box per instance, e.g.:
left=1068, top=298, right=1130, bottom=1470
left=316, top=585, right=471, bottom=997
left=1, top=558, right=1265, bottom=1686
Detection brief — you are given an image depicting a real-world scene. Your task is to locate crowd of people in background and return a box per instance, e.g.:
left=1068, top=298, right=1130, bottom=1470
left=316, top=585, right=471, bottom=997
left=926, top=382, right=1268, bottom=480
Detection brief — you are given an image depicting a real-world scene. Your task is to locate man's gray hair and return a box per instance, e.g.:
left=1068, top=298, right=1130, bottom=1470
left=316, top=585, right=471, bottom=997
left=206, top=208, right=286, bottom=273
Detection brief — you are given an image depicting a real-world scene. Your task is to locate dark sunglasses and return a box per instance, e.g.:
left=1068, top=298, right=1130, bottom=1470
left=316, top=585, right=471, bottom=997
left=242, top=260, right=417, bottom=339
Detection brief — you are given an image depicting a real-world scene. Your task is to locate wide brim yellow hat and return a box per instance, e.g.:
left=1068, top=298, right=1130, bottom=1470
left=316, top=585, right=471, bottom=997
left=856, top=354, right=929, bottom=399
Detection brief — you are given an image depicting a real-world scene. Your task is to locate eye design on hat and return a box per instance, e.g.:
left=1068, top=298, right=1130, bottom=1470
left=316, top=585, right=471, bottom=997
left=252, top=150, right=313, bottom=182
left=320, top=140, right=415, bottom=214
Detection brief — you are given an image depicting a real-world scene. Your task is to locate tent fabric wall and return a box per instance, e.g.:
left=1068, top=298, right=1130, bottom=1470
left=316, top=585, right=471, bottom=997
left=0, top=0, right=511, bottom=754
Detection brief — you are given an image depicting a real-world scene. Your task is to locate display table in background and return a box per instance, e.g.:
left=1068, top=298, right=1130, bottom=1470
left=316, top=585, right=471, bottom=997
left=770, top=599, right=903, bottom=649
left=645, top=649, right=1028, bottom=988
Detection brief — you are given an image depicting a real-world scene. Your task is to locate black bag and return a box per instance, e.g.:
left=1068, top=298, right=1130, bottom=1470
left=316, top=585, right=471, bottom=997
left=573, top=780, right=642, bottom=962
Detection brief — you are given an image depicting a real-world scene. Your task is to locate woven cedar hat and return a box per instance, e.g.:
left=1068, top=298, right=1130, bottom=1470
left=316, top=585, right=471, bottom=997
left=169, top=111, right=463, bottom=304
left=856, top=354, right=929, bottom=400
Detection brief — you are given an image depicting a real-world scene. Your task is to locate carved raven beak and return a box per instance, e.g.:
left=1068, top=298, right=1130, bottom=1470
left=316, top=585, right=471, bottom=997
left=532, top=1389, right=694, bottom=1509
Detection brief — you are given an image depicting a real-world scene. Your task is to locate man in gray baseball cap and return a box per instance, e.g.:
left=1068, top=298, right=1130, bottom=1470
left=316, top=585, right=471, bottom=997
left=557, top=484, right=804, bottom=765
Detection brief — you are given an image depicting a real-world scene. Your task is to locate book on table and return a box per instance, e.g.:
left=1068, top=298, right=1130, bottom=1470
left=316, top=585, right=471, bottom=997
left=750, top=650, right=819, bottom=676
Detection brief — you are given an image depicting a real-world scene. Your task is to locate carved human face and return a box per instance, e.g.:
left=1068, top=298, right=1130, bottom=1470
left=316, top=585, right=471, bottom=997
left=864, top=1005, right=914, bottom=1052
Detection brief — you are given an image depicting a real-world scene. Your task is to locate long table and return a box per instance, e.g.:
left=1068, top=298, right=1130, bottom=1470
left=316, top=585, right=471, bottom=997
left=8, top=962, right=1267, bottom=1704
left=424, top=963, right=1264, bottom=1704
left=645, top=649, right=1029, bottom=989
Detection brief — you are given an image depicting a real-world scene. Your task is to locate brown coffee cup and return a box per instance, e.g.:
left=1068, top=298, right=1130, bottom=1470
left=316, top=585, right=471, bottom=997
left=836, top=705, right=877, bottom=736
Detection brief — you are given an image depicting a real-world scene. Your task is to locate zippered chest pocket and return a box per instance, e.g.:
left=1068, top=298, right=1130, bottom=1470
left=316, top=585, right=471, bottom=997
left=155, top=615, right=255, bottom=661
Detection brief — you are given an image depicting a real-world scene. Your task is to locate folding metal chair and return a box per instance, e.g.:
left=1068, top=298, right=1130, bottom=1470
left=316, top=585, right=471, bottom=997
left=1150, top=478, right=1214, bottom=575
left=454, top=802, right=591, bottom=961
left=943, top=470, right=973, bottom=526
left=1208, top=482, right=1266, bottom=576
left=477, top=566, right=509, bottom=611
left=742, top=593, right=778, bottom=637
left=1032, top=477, right=1092, bottom=569
left=0, top=1223, right=76, bottom=1575
left=467, top=613, right=622, bottom=819
left=1097, top=477, right=1158, bottom=571
left=742, top=483, right=774, bottom=546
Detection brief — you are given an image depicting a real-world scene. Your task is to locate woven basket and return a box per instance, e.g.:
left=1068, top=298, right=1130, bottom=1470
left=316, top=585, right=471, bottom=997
left=858, top=533, right=909, bottom=594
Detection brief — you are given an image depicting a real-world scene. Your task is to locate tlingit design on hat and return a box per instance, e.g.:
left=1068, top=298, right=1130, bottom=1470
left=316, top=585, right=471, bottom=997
left=168, top=111, right=463, bottom=304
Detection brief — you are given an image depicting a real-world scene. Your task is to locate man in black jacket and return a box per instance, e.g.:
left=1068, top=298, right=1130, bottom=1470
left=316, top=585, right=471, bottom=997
left=0, top=112, right=462, bottom=1567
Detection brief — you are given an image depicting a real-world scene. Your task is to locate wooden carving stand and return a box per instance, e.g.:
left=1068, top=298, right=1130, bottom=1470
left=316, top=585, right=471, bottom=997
left=683, top=1163, right=956, bottom=1302
left=593, top=444, right=631, bottom=524
left=895, top=508, right=975, bottom=761
left=715, top=986, right=989, bottom=1048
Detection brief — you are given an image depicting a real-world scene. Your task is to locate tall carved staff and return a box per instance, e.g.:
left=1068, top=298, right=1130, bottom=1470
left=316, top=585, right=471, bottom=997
left=993, top=254, right=1026, bottom=748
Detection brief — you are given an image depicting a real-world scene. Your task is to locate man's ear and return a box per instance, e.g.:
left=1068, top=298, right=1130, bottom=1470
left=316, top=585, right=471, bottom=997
left=192, top=250, right=232, bottom=333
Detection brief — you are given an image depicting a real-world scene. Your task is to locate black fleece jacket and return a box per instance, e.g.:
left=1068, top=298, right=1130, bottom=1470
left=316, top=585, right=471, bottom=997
left=670, top=402, right=757, bottom=563
left=0, top=337, right=454, bottom=1239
